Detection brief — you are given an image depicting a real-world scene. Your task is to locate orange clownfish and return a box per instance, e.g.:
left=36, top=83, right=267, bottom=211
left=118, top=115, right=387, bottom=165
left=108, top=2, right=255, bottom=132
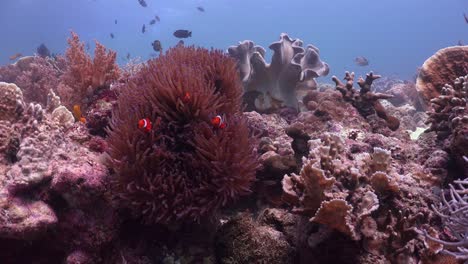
left=211, top=115, right=226, bottom=129
left=182, top=91, right=191, bottom=103
left=138, top=118, right=152, bottom=133
left=73, top=105, right=86, bottom=123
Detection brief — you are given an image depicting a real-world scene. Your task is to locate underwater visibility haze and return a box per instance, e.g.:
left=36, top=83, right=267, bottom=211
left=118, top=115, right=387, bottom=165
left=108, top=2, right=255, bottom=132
left=0, top=0, right=467, bottom=263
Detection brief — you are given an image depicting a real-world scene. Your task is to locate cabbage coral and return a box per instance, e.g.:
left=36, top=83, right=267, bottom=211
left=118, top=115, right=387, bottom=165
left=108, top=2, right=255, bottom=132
left=106, top=46, right=259, bottom=224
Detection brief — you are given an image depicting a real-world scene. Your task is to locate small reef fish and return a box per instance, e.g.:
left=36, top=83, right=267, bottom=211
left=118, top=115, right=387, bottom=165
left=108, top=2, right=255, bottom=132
left=458, top=40, right=464, bottom=46
left=211, top=115, right=226, bottom=129
left=176, top=40, right=184, bottom=47
left=72, top=105, right=86, bottom=123
left=126, top=53, right=131, bottom=60
left=149, top=19, right=156, bottom=25
left=86, top=42, right=90, bottom=51
left=138, top=118, right=152, bottom=133
left=464, top=13, right=468, bottom=24
left=173, top=30, right=192, bottom=39
left=142, top=24, right=146, bottom=33
left=152, top=40, right=162, bottom=52
left=138, top=0, right=147, bottom=7
left=354, top=56, right=369, bottom=66
left=114, top=19, right=117, bottom=24
left=37, top=43, right=50, bottom=58
left=182, top=92, right=191, bottom=103
left=9, top=53, right=22, bottom=60
left=110, top=33, right=115, bottom=39
left=197, top=6, right=205, bottom=12
left=155, top=15, right=160, bottom=22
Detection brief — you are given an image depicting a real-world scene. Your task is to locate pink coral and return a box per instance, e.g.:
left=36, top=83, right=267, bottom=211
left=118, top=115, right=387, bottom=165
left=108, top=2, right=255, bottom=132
left=58, top=31, right=120, bottom=109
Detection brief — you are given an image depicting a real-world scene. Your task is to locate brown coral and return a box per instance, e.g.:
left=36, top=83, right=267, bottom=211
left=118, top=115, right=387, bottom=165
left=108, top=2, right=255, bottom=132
left=416, top=46, right=468, bottom=103
left=332, top=71, right=400, bottom=131
left=107, top=46, right=259, bottom=224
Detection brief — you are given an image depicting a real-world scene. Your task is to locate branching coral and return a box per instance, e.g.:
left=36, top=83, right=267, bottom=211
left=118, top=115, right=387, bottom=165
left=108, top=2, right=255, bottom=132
left=421, top=179, right=468, bottom=260
left=228, top=33, right=329, bottom=112
left=425, top=74, right=468, bottom=175
left=332, top=71, right=400, bottom=131
left=57, top=31, right=120, bottom=109
left=107, top=46, right=259, bottom=224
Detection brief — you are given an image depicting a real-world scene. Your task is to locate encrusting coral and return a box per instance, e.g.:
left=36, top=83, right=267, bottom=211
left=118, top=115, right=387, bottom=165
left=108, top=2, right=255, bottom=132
left=107, top=46, right=259, bottom=225
left=332, top=71, right=400, bottom=131
left=416, top=46, right=468, bottom=104
left=228, top=33, right=329, bottom=112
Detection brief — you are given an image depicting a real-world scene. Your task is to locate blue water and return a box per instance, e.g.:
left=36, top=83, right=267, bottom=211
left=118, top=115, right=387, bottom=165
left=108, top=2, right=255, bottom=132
left=0, top=0, right=466, bottom=81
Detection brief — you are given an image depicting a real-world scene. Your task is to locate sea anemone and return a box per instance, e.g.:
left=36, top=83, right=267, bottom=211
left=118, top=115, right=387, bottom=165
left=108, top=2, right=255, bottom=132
left=106, top=46, right=259, bottom=224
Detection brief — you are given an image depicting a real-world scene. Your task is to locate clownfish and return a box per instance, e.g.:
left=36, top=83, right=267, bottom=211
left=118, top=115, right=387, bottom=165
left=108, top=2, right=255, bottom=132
left=73, top=105, right=86, bottom=123
left=211, top=115, right=226, bottom=129
left=138, top=118, right=152, bottom=133
left=182, top=91, right=191, bottom=103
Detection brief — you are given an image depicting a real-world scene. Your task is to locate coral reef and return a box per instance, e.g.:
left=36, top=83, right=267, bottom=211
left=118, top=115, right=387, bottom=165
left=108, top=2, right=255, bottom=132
left=0, top=81, right=118, bottom=262
left=280, top=126, right=438, bottom=262
left=0, top=31, right=464, bottom=264
left=107, top=46, right=259, bottom=224
left=228, top=33, right=329, bottom=112
left=332, top=71, right=400, bottom=131
left=416, top=46, right=468, bottom=103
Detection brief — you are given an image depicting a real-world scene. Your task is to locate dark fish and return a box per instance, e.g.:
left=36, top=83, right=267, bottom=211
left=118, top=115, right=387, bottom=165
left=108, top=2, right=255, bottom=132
left=464, top=13, right=468, bottom=24
left=36, top=43, right=50, bottom=58
left=114, top=19, right=117, bottom=24
left=458, top=40, right=464, bottom=46
left=149, top=19, right=156, bottom=25
left=354, top=56, right=369, bottom=66
left=176, top=40, right=184, bottom=46
left=152, top=40, right=162, bottom=52
left=138, top=0, right=147, bottom=7
left=155, top=15, right=160, bottom=22
left=110, top=33, right=115, bottom=39
left=142, top=24, right=146, bottom=33
left=86, top=42, right=90, bottom=51
left=126, top=53, right=131, bottom=60
left=197, top=6, right=205, bottom=12
left=173, top=30, right=192, bottom=38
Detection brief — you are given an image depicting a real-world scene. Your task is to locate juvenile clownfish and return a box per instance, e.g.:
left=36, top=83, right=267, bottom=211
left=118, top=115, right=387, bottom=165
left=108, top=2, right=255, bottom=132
left=182, top=91, right=191, bottom=103
left=73, top=105, right=86, bottom=123
left=211, top=115, right=226, bottom=129
left=138, top=118, right=152, bottom=133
